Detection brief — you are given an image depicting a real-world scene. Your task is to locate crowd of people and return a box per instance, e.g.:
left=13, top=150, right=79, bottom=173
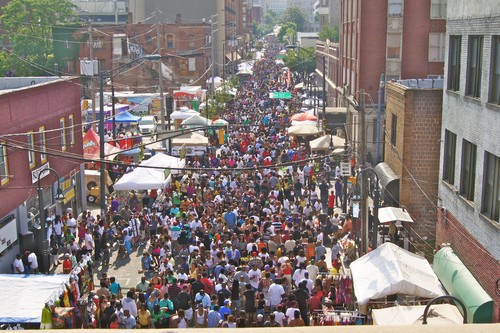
left=43, top=37, right=360, bottom=329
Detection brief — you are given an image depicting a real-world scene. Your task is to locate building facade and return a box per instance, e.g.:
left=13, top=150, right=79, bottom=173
left=0, top=77, right=84, bottom=273
left=437, top=0, right=500, bottom=321
left=384, top=80, right=443, bottom=256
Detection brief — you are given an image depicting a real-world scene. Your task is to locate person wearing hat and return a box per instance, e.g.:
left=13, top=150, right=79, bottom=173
left=62, top=253, right=73, bottom=274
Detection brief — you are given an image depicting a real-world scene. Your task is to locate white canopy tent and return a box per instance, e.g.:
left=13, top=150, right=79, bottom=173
left=378, top=206, right=414, bottom=226
left=350, top=242, right=445, bottom=306
left=170, top=109, right=199, bottom=120
left=309, top=134, right=346, bottom=151
left=171, top=132, right=209, bottom=146
left=181, top=114, right=211, bottom=127
left=0, top=274, right=70, bottom=324
left=372, top=304, right=463, bottom=325
left=113, top=153, right=185, bottom=191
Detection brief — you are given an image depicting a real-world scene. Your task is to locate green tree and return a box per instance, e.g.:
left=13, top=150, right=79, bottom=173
left=281, top=6, right=308, bottom=32
left=319, top=25, right=339, bottom=42
left=278, top=22, right=297, bottom=44
left=0, top=0, right=77, bottom=76
left=285, top=47, right=316, bottom=77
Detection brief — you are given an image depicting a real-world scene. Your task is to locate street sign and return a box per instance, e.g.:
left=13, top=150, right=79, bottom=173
left=269, top=92, right=291, bottom=99
left=276, top=54, right=286, bottom=59
left=340, top=162, right=351, bottom=176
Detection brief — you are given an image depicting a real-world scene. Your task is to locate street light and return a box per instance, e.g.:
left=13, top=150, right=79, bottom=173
left=36, top=167, right=65, bottom=273
left=99, top=54, right=162, bottom=216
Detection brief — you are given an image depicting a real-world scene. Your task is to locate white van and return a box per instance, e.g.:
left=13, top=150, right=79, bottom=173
left=138, top=115, right=157, bottom=136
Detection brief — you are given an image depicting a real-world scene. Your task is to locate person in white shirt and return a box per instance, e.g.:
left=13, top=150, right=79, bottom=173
left=248, top=266, right=261, bottom=290
left=273, top=305, right=286, bottom=327
left=27, top=251, right=39, bottom=274
left=13, top=254, right=24, bottom=274
left=268, top=279, right=285, bottom=307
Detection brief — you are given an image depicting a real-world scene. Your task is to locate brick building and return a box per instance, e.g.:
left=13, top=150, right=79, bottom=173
left=337, top=0, right=446, bottom=159
left=383, top=79, right=443, bottom=256
left=0, top=77, right=84, bottom=273
left=436, top=0, right=500, bottom=322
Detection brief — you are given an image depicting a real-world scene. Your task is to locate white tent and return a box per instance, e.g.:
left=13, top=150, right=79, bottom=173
left=181, top=114, right=211, bottom=127
left=113, top=153, right=185, bottom=191
left=378, top=206, right=414, bottom=224
left=350, top=242, right=445, bottom=305
left=0, top=274, right=70, bottom=324
left=287, top=124, right=321, bottom=136
left=172, top=132, right=209, bottom=146
left=170, top=109, right=199, bottom=120
left=372, top=304, right=463, bottom=325
left=309, top=134, right=346, bottom=151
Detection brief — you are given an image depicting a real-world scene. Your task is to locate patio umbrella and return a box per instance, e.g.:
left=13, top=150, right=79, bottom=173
left=287, top=124, right=321, bottom=136
left=290, top=113, right=317, bottom=122
left=212, top=118, right=229, bottom=126
left=291, top=120, right=317, bottom=126
left=236, top=69, right=253, bottom=76
left=309, top=134, right=346, bottom=151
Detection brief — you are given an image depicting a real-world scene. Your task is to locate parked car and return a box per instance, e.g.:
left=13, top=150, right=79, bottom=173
left=138, top=115, right=158, bottom=137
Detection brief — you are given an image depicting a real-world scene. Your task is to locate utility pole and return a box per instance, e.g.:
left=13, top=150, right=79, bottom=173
left=322, top=55, right=326, bottom=134
left=211, top=15, right=216, bottom=96
left=157, top=15, right=165, bottom=132
left=359, top=89, right=368, bottom=254
left=89, top=23, right=96, bottom=130
left=342, top=85, right=350, bottom=215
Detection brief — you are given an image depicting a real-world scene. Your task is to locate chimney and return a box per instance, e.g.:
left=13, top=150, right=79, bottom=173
left=176, top=14, right=181, bottom=24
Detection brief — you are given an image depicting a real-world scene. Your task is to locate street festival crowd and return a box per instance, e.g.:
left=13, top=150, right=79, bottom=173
left=46, top=40, right=363, bottom=329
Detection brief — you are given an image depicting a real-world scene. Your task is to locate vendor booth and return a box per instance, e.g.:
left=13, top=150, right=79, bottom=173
left=350, top=242, right=445, bottom=308
left=113, top=153, right=185, bottom=191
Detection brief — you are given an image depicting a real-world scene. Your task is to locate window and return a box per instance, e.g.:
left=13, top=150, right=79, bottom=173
left=27, top=131, right=35, bottom=169
left=387, top=33, right=402, bottom=59
left=188, top=35, right=195, bottom=49
left=460, top=140, right=476, bottom=201
left=166, top=35, right=174, bottom=49
left=442, top=129, right=456, bottom=184
left=482, top=152, right=499, bottom=222
left=0, top=143, right=9, bottom=185
left=388, top=0, right=403, bottom=17
left=39, top=126, right=47, bottom=163
left=188, top=58, right=196, bottom=72
left=69, top=114, right=75, bottom=146
left=466, top=35, right=483, bottom=98
left=146, top=35, right=152, bottom=44
left=448, top=35, right=461, bottom=91
left=60, top=118, right=66, bottom=151
left=489, top=36, right=500, bottom=105
left=430, top=0, right=447, bottom=19
left=429, top=33, right=445, bottom=62
left=390, top=114, right=397, bottom=146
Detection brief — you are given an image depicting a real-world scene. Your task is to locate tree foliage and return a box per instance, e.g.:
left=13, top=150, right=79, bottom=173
left=285, top=47, right=316, bottom=77
left=277, top=22, right=297, bottom=45
left=0, top=0, right=77, bottom=76
left=319, top=25, right=339, bottom=42
left=281, top=6, right=308, bottom=32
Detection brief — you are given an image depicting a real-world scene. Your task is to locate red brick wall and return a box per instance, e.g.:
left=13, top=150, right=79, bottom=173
left=437, top=209, right=500, bottom=322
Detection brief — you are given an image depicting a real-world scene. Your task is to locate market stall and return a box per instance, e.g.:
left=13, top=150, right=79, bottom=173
left=350, top=242, right=445, bottom=307
left=372, top=304, right=464, bottom=325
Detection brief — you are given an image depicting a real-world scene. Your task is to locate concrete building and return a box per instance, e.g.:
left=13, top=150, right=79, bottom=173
left=72, top=0, right=129, bottom=25
left=263, top=0, right=287, bottom=16
left=315, top=0, right=340, bottom=31
left=0, top=77, right=84, bottom=273
left=383, top=79, right=443, bottom=256
left=436, top=0, right=500, bottom=321
left=287, top=0, right=316, bottom=30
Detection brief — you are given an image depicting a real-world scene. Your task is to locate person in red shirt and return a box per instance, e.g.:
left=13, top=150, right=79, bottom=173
left=62, top=253, right=72, bottom=274
left=307, top=290, right=322, bottom=314
left=327, top=191, right=336, bottom=216
left=200, top=273, right=214, bottom=296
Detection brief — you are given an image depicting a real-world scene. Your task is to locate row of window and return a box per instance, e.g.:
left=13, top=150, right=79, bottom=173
left=442, top=129, right=499, bottom=222
left=0, top=115, right=75, bottom=185
left=388, top=0, right=447, bottom=19
left=448, top=35, right=500, bottom=105
left=385, top=32, right=446, bottom=62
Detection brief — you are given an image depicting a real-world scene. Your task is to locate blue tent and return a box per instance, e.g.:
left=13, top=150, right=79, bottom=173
left=107, top=110, right=142, bottom=123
